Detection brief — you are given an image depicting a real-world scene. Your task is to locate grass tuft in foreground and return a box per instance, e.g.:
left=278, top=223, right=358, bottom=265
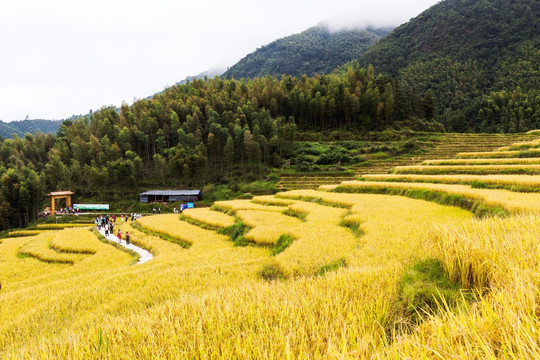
left=271, top=234, right=295, bottom=256
left=219, top=222, right=249, bottom=246
left=316, top=258, right=347, bottom=277
left=259, top=261, right=287, bottom=281
left=398, top=258, right=464, bottom=325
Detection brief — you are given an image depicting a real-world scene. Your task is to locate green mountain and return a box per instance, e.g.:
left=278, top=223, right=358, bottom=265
left=355, top=0, right=539, bottom=132
left=0, top=119, right=63, bottom=139
left=223, top=25, right=391, bottom=79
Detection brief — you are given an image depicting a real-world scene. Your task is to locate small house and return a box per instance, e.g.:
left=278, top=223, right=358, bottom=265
left=139, top=190, right=202, bottom=203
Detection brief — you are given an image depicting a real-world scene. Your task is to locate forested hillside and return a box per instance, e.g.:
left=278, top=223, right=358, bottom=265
left=223, top=26, right=389, bottom=79
left=1, top=0, right=538, bottom=230
left=355, top=0, right=539, bottom=132
left=0, top=67, right=436, bottom=230
left=0, top=119, right=62, bottom=138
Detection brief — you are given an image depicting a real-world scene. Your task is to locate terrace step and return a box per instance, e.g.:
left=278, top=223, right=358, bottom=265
left=279, top=133, right=536, bottom=189
left=353, top=133, right=534, bottom=176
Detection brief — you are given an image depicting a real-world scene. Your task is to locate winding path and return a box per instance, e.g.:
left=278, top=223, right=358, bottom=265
left=97, top=227, right=153, bottom=264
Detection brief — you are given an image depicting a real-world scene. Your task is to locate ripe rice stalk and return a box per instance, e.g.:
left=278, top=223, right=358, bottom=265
left=335, top=180, right=540, bottom=214
left=182, top=208, right=236, bottom=228
left=36, top=224, right=93, bottom=230
left=457, top=149, right=540, bottom=158
left=136, top=214, right=230, bottom=250
left=393, top=164, right=540, bottom=175
left=236, top=210, right=301, bottom=246
left=214, top=199, right=285, bottom=213
left=6, top=189, right=540, bottom=358
left=362, top=174, right=540, bottom=189
left=422, top=158, right=540, bottom=165
left=6, top=230, right=46, bottom=237
left=18, top=233, right=85, bottom=264
left=251, top=195, right=298, bottom=206
left=49, top=228, right=101, bottom=254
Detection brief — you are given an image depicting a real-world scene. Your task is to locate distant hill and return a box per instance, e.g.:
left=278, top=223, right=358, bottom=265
left=359, top=0, right=538, bottom=74
left=177, top=67, right=225, bottom=85
left=223, top=25, right=392, bottom=79
left=355, top=0, right=539, bottom=132
left=0, top=119, right=63, bottom=138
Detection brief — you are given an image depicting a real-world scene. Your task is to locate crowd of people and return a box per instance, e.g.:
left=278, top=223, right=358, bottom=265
left=55, top=207, right=80, bottom=215
left=95, top=214, right=141, bottom=244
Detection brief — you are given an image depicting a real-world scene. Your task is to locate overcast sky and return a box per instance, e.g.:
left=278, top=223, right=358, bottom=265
left=0, top=0, right=439, bottom=122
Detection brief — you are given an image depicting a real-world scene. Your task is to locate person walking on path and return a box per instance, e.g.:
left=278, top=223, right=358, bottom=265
left=126, top=231, right=130, bottom=245
left=117, top=230, right=122, bottom=243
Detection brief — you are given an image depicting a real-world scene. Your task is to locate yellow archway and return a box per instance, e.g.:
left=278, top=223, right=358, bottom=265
left=47, top=191, right=74, bottom=214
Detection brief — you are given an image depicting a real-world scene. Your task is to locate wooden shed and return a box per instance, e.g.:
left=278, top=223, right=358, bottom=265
left=139, top=190, right=202, bottom=203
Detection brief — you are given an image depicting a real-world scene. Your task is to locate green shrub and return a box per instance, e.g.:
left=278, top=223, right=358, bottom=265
left=219, top=222, right=249, bottom=246
left=316, top=258, right=347, bottom=276
left=398, top=258, right=464, bottom=324
left=470, top=180, right=487, bottom=188
left=233, top=235, right=250, bottom=247
left=259, top=262, right=286, bottom=281
left=271, top=235, right=295, bottom=256
left=315, top=148, right=352, bottom=165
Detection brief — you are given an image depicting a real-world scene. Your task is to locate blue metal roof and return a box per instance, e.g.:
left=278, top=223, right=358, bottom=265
left=139, top=190, right=201, bottom=196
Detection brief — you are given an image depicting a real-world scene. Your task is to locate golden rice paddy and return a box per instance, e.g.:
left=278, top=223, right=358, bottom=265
left=393, top=164, right=540, bottom=174
left=236, top=209, right=301, bottom=245
left=457, top=148, right=540, bottom=158
left=181, top=207, right=236, bottom=228
left=422, top=157, right=540, bottom=165
left=4, top=137, right=540, bottom=358
left=335, top=180, right=540, bottom=213
left=362, top=173, right=540, bottom=188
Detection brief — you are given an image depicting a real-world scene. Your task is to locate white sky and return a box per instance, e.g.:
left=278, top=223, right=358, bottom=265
left=0, top=0, right=439, bottom=122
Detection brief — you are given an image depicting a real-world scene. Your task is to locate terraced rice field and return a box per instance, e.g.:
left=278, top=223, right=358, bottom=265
left=422, top=157, right=540, bottom=165
left=313, top=134, right=540, bottom=357
left=181, top=207, right=236, bottom=228
left=279, top=133, right=534, bottom=189
left=362, top=173, right=540, bottom=189
left=5, top=134, right=540, bottom=358
left=278, top=171, right=357, bottom=190
left=393, top=164, right=540, bottom=175
left=457, top=148, right=540, bottom=158
left=1, top=191, right=476, bottom=358
left=353, top=132, right=533, bottom=175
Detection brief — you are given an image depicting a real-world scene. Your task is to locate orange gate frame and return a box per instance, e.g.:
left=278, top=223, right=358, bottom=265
left=47, top=191, right=74, bottom=214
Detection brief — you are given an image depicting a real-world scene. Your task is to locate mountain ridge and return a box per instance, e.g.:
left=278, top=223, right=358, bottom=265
left=353, top=0, right=539, bottom=132
left=223, top=25, right=392, bottom=79
left=0, top=119, right=63, bottom=138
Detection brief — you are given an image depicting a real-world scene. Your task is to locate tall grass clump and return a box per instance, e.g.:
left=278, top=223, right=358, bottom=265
left=219, top=221, right=249, bottom=246
left=397, top=258, right=463, bottom=325
left=389, top=215, right=540, bottom=358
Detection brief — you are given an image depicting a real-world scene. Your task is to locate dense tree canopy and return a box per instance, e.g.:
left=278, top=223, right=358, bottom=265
left=223, top=26, right=390, bottom=79
left=354, top=0, right=539, bottom=132
left=0, top=67, right=435, bottom=230
left=0, top=119, right=62, bottom=138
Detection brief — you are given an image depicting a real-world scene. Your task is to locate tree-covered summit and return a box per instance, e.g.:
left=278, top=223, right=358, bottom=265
left=223, top=25, right=391, bottom=79
left=359, top=0, right=538, bottom=75
left=354, top=0, right=539, bottom=132
left=0, top=119, right=62, bottom=139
